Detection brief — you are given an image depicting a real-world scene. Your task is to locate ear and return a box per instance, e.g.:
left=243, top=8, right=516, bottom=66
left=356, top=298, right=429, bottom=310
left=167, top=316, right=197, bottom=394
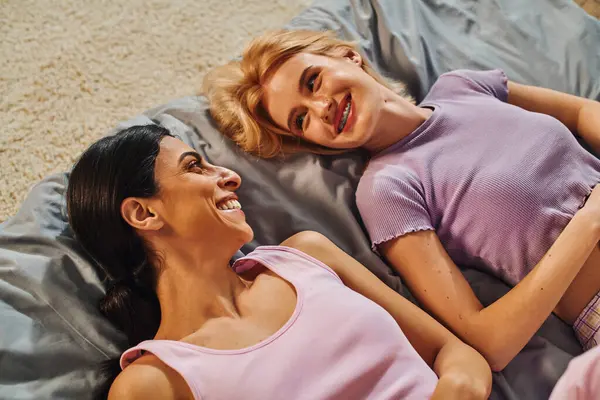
left=344, top=49, right=363, bottom=67
left=121, top=197, right=164, bottom=232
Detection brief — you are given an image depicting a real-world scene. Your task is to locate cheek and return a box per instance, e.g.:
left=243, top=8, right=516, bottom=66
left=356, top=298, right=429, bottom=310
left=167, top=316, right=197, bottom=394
left=305, top=120, right=330, bottom=141
left=323, top=69, right=353, bottom=92
left=346, top=93, right=381, bottom=145
left=161, top=181, right=214, bottom=223
left=171, top=200, right=217, bottom=238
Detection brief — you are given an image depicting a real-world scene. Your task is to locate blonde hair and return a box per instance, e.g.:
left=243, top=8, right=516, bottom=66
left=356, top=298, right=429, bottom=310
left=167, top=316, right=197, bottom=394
left=202, top=29, right=413, bottom=158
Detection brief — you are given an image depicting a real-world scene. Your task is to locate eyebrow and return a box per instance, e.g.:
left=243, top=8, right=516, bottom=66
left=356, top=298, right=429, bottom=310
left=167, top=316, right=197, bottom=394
left=298, top=65, right=313, bottom=93
left=178, top=151, right=202, bottom=165
left=287, top=65, right=313, bottom=132
left=286, top=108, right=295, bottom=132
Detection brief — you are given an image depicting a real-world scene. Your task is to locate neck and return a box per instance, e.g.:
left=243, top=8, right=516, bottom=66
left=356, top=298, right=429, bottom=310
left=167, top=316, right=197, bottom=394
left=152, top=240, right=247, bottom=341
left=363, top=91, right=432, bottom=154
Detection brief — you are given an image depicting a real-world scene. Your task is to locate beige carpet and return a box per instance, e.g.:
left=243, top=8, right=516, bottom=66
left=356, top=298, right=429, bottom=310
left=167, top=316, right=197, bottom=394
left=0, top=1, right=598, bottom=222
left=0, top=0, right=310, bottom=222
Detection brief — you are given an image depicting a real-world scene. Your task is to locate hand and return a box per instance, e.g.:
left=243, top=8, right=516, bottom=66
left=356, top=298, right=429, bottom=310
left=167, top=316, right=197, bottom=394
left=431, top=337, right=492, bottom=399
left=430, top=373, right=490, bottom=400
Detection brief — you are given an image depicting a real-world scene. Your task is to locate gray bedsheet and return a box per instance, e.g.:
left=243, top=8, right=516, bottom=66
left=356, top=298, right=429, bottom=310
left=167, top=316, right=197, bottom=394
left=1, top=0, right=598, bottom=399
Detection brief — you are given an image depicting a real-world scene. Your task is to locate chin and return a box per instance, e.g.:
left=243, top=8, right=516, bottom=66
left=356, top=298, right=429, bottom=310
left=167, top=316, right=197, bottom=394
left=339, top=123, right=371, bottom=149
left=340, top=108, right=373, bottom=145
left=235, top=224, right=254, bottom=244
left=242, top=227, right=254, bottom=243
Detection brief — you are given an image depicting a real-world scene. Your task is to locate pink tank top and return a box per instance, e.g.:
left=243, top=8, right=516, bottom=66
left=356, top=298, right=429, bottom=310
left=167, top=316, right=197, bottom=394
left=550, top=346, right=600, bottom=399
left=120, top=246, right=438, bottom=399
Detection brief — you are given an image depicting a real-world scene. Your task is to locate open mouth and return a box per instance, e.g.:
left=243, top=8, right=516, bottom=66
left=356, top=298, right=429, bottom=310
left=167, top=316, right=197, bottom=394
left=335, top=94, right=353, bottom=134
left=216, top=198, right=242, bottom=211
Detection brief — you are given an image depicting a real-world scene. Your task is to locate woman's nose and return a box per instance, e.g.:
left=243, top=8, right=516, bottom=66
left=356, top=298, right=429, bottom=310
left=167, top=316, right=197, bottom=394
left=314, top=97, right=334, bottom=124
left=217, top=167, right=241, bottom=190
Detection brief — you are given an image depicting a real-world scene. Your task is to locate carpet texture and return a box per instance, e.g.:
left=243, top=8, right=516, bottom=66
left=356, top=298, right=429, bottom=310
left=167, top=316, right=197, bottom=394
left=0, top=0, right=310, bottom=221
left=0, top=0, right=597, bottom=222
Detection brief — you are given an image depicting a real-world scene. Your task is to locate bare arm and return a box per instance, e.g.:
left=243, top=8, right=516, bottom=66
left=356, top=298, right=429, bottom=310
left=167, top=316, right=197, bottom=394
left=380, top=189, right=600, bottom=371
left=507, top=81, right=600, bottom=154
left=108, top=355, right=190, bottom=400
left=283, top=232, right=492, bottom=400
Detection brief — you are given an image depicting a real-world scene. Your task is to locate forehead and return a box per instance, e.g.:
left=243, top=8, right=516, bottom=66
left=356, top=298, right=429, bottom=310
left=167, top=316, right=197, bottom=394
left=155, top=136, right=194, bottom=172
left=268, top=52, right=333, bottom=85
left=159, top=136, right=193, bottom=158
left=263, top=53, right=335, bottom=129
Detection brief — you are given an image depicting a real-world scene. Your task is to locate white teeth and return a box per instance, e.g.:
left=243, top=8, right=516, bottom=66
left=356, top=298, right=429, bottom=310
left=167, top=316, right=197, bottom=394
left=338, top=99, right=351, bottom=132
left=217, top=199, right=242, bottom=211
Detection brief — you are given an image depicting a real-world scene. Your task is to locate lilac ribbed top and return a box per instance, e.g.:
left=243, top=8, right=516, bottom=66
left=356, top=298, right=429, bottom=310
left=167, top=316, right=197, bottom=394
left=357, top=69, right=600, bottom=285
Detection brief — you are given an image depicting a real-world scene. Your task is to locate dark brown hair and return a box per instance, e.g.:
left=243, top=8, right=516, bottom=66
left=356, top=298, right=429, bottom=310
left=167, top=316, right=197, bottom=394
left=67, top=124, right=172, bottom=398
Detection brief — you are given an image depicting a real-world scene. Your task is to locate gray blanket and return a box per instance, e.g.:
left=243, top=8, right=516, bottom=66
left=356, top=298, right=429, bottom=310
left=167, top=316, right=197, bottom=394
left=1, top=0, right=598, bottom=399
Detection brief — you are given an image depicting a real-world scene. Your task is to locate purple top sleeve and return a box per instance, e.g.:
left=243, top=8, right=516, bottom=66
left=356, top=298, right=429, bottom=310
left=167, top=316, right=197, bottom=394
left=432, top=69, right=509, bottom=102
left=356, top=165, right=433, bottom=250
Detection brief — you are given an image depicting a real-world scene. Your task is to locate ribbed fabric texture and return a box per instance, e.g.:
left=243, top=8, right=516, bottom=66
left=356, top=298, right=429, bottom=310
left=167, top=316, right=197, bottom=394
left=120, top=246, right=438, bottom=399
left=357, top=69, right=600, bottom=285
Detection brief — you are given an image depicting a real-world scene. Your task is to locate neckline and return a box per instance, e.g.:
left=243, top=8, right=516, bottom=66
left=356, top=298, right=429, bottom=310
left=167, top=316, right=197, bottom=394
left=373, top=103, right=440, bottom=158
left=145, top=248, right=304, bottom=355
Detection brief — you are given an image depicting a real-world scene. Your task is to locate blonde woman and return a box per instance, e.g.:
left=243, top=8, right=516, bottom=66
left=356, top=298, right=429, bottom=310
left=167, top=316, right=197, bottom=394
left=204, top=29, right=600, bottom=371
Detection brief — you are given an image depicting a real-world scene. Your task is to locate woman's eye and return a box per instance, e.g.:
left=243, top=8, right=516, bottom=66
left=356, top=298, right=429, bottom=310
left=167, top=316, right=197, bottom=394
left=295, top=113, right=306, bottom=132
left=188, top=160, right=204, bottom=172
left=307, top=73, right=318, bottom=92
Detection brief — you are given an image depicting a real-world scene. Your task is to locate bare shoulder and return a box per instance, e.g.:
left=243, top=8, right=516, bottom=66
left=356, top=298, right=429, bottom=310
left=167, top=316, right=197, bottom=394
left=281, top=231, right=337, bottom=260
left=280, top=231, right=350, bottom=274
left=108, top=354, right=191, bottom=400
left=281, top=230, right=331, bottom=250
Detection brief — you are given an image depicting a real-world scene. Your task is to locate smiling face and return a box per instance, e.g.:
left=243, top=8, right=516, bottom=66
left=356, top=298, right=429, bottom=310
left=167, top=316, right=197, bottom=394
left=143, top=136, right=253, bottom=247
left=262, top=51, right=389, bottom=150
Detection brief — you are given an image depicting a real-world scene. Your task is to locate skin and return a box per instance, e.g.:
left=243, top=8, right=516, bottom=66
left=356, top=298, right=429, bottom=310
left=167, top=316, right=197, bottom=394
left=262, top=51, right=432, bottom=153
left=108, top=137, right=492, bottom=399
left=262, top=51, right=600, bottom=370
